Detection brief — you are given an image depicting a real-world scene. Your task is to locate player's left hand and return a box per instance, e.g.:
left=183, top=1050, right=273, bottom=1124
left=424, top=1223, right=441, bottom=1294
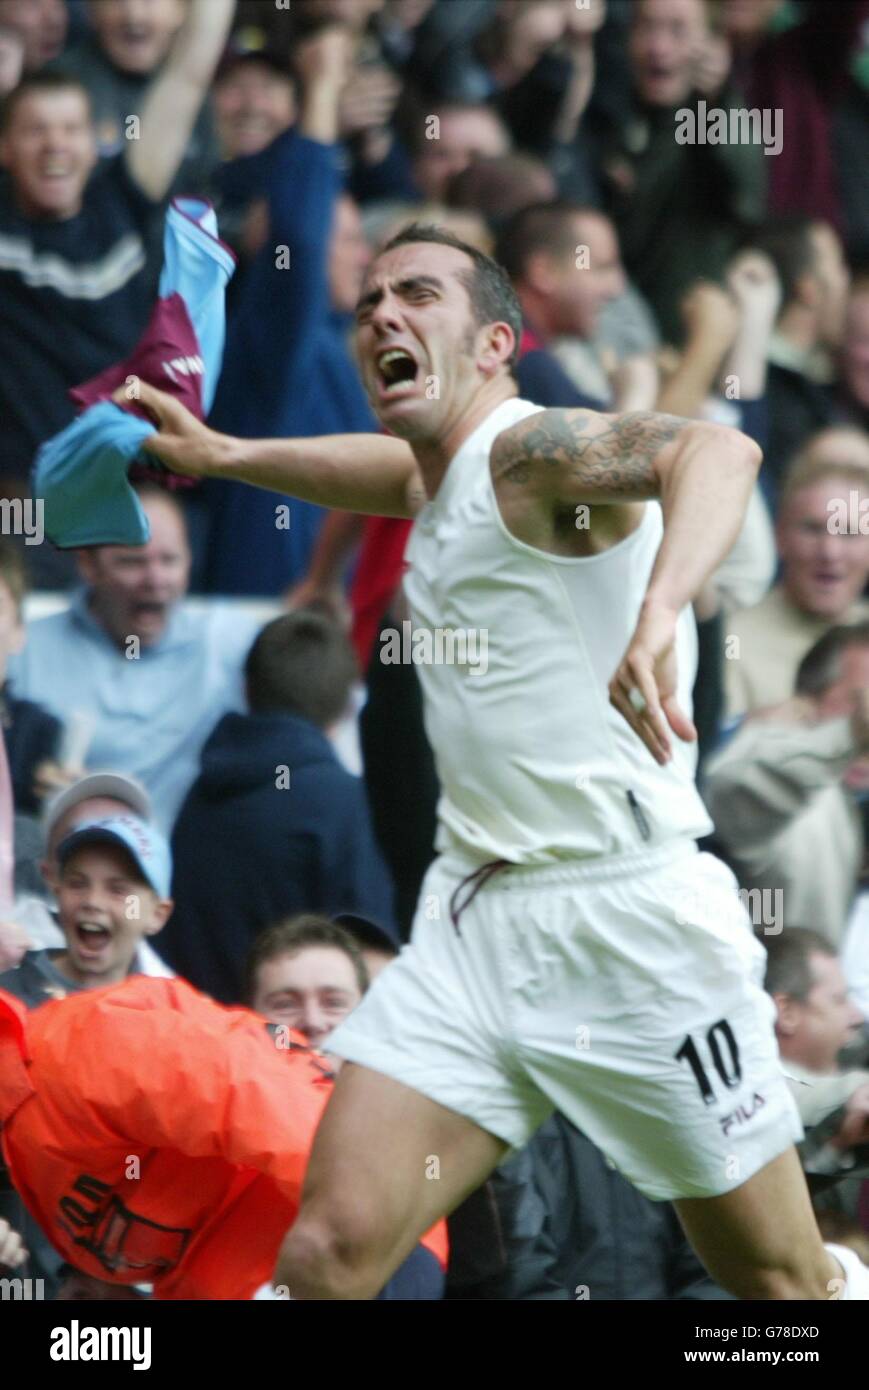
left=609, top=602, right=697, bottom=765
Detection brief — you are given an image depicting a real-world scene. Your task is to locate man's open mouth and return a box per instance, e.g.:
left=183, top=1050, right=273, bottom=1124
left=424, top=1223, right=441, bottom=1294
left=376, top=348, right=419, bottom=396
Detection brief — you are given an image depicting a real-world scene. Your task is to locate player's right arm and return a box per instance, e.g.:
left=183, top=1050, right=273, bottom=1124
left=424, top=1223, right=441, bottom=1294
left=124, top=382, right=426, bottom=520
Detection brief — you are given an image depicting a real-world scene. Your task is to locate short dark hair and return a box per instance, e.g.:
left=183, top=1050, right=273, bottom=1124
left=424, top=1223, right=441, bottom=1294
left=0, top=71, right=91, bottom=135
left=751, top=217, right=823, bottom=307
left=795, top=621, right=869, bottom=697
left=403, top=100, right=509, bottom=159
left=376, top=221, right=523, bottom=370
left=494, top=200, right=606, bottom=283
left=0, top=539, right=26, bottom=618
left=245, top=913, right=369, bottom=1005
left=764, top=927, right=837, bottom=1001
left=215, top=49, right=295, bottom=87
left=445, top=154, right=556, bottom=229
left=245, top=610, right=358, bottom=727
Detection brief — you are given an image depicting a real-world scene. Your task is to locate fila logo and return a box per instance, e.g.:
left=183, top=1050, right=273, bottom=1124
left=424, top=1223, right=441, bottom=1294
left=162, top=355, right=204, bottom=384
left=719, top=1092, right=766, bottom=1137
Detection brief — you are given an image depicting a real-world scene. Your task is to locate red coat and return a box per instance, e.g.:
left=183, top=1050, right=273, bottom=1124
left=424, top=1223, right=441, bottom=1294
left=0, top=976, right=447, bottom=1299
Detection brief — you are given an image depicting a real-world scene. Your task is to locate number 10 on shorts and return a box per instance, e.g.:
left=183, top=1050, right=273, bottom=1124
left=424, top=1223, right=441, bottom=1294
left=676, top=1019, right=742, bottom=1105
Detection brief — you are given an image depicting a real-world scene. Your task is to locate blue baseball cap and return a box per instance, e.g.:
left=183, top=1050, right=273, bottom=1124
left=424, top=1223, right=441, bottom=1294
left=56, top=814, right=172, bottom=900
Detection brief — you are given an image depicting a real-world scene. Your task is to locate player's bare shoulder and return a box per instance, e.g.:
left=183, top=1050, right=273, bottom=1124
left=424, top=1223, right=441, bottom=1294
left=491, top=408, right=691, bottom=498
left=491, top=408, right=603, bottom=491
left=490, top=408, right=679, bottom=554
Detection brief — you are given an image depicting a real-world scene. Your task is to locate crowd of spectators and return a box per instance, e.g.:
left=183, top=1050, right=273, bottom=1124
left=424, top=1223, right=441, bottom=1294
left=3, top=0, right=869, bottom=1299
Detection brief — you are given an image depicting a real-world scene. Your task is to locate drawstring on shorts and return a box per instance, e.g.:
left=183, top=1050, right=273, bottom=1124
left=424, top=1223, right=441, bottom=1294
left=448, top=859, right=509, bottom=936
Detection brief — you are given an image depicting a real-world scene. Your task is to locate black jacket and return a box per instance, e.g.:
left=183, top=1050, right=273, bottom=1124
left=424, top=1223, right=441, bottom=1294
left=164, top=711, right=395, bottom=1002
left=446, top=1115, right=733, bottom=1301
left=765, top=363, right=836, bottom=503
left=2, top=683, right=60, bottom=815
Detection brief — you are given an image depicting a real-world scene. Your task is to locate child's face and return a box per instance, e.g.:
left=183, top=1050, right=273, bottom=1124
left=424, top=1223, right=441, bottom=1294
left=0, top=577, right=23, bottom=677
left=56, top=843, right=171, bottom=985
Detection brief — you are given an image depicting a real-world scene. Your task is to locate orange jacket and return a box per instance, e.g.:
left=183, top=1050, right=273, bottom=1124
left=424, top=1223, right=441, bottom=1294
left=0, top=976, right=447, bottom=1299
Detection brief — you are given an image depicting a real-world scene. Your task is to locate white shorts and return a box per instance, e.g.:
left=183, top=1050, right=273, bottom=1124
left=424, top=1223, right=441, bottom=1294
left=327, top=840, right=803, bottom=1201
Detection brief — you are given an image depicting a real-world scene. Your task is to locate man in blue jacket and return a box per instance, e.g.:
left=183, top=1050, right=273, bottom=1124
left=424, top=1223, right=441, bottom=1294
left=164, top=610, right=395, bottom=1002
left=203, top=25, right=378, bottom=595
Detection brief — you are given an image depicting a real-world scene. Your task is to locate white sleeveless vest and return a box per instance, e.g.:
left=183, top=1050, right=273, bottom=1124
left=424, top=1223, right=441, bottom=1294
left=398, top=396, right=714, bottom=863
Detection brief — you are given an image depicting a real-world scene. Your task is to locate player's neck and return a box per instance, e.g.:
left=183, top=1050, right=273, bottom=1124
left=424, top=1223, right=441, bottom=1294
left=412, top=378, right=518, bottom=500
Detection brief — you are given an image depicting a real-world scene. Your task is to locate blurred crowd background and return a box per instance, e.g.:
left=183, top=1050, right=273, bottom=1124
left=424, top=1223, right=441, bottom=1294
left=3, top=0, right=869, bottom=1299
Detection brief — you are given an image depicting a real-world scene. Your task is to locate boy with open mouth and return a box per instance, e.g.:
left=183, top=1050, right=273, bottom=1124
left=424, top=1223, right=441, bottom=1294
left=0, top=814, right=172, bottom=1007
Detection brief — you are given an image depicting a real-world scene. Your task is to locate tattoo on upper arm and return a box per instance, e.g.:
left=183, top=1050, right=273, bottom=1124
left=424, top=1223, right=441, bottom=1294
left=493, top=410, right=692, bottom=495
